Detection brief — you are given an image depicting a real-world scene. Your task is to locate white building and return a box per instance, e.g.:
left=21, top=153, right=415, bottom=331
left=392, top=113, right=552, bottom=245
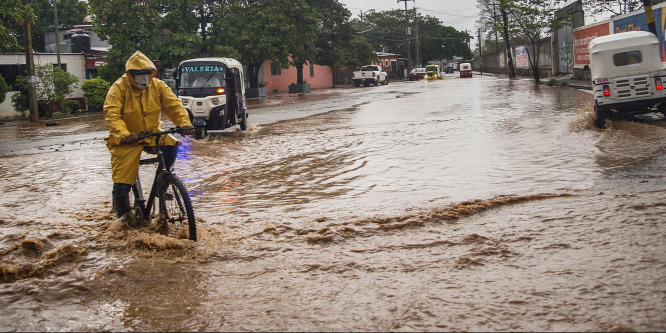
left=0, top=53, right=86, bottom=118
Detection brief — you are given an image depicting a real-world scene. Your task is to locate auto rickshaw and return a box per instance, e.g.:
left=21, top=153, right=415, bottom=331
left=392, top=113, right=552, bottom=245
left=459, top=63, right=473, bottom=78
left=175, top=57, right=248, bottom=139
left=424, top=64, right=441, bottom=80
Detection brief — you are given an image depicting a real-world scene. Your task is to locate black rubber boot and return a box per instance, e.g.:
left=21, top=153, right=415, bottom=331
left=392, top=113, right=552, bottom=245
left=113, top=195, right=131, bottom=219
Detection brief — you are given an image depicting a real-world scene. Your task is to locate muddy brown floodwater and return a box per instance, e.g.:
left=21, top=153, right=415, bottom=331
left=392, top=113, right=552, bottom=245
left=1, top=75, right=665, bottom=331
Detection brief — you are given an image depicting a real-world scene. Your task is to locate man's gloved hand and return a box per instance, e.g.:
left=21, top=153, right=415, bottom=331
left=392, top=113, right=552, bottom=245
left=180, top=125, right=195, bottom=135
left=121, top=133, right=139, bottom=145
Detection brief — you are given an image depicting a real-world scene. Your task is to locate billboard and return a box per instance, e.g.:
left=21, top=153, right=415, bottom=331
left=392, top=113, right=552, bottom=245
left=613, top=6, right=666, bottom=61
left=573, top=22, right=611, bottom=68
left=515, top=46, right=529, bottom=69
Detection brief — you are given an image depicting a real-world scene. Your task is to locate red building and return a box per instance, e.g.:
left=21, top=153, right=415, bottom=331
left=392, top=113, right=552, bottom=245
left=260, top=58, right=333, bottom=93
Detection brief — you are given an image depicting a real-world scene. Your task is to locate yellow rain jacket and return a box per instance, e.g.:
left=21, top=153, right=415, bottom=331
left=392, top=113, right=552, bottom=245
left=104, top=51, right=192, bottom=184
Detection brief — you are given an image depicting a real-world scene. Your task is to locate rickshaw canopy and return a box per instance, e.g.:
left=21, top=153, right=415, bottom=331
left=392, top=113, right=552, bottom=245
left=588, top=31, right=663, bottom=81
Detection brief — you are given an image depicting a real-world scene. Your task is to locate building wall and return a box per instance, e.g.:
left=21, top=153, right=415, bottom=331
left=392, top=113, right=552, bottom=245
left=0, top=53, right=85, bottom=118
left=261, top=59, right=333, bottom=93
left=473, top=38, right=553, bottom=78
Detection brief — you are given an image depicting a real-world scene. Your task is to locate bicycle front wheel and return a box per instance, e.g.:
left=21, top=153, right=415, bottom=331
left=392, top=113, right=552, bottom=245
left=158, top=173, right=197, bottom=241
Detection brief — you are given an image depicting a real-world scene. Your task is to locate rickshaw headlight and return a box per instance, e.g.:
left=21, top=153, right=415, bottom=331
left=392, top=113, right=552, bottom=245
left=211, top=98, right=220, bottom=105
left=181, top=99, right=189, bottom=106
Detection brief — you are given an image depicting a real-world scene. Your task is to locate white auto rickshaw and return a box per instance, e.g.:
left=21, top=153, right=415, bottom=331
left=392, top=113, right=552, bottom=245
left=175, top=57, right=248, bottom=139
left=589, top=31, right=666, bottom=128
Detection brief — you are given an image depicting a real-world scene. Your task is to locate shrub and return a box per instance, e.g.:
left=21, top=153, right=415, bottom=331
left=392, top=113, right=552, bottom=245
left=97, top=64, right=124, bottom=84
left=81, top=78, right=110, bottom=111
left=546, top=78, right=557, bottom=86
left=557, top=80, right=569, bottom=87
left=11, top=91, right=28, bottom=112
left=63, top=100, right=81, bottom=114
left=0, top=74, right=9, bottom=104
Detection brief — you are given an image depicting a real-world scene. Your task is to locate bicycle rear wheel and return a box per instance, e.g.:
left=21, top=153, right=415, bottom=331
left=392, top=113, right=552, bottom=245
left=157, top=173, right=197, bottom=241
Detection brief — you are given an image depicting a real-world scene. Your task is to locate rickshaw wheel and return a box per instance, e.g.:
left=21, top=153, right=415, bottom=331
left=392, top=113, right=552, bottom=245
left=194, top=126, right=207, bottom=140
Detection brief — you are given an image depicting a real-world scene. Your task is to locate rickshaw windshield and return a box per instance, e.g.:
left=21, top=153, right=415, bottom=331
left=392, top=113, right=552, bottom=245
left=179, top=63, right=227, bottom=89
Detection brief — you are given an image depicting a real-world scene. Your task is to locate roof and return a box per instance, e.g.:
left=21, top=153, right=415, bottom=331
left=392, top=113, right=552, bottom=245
left=589, top=31, right=658, bottom=54
left=178, top=57, right=243, bottom=71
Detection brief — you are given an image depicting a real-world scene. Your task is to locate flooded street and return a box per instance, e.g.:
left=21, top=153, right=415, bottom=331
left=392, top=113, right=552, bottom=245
left=1, top=74, right=665, bottom=331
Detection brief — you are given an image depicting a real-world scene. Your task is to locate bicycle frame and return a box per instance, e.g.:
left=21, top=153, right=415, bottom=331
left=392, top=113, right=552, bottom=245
left=132, top=130, right=180, bottom=223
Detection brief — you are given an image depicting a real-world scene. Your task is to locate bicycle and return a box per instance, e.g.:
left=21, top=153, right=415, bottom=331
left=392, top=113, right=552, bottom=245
left=127, top=128, right=197, bottom=241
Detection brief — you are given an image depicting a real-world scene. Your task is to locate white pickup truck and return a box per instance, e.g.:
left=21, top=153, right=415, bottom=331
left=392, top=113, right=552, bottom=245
left=589, top=31, right=666, bottom=128
left=352, top=65, right=389, bottom=87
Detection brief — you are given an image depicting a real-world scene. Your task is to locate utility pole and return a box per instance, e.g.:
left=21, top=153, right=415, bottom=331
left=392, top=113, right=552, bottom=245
left=23, top=0, right=39, bottom=123
left=642, top=0, right=657, bottom=36
left=54, top=0, right=61, bottom=68
left=478, top=29, right=483, bottom=75
left=397, top=0, right=414, bottom=73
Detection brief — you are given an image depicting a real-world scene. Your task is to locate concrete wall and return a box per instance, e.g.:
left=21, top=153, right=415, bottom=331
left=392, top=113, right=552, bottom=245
left=474, top=38, right=553, bottom=78
left=0, top=53, right=85, bottom=118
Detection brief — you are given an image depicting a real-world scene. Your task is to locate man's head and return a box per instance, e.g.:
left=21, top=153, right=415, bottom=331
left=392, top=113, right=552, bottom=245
left=128, top=68, right=153, bottom=89
left=125, top=51, right=157, bottom=89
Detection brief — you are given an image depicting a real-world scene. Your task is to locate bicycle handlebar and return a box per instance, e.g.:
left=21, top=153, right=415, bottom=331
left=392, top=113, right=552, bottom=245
left=135, top=127, right=187, bottom=141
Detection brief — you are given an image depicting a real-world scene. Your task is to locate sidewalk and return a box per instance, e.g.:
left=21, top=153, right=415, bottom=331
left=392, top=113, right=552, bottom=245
left=549, top=75, right=592, bottom=90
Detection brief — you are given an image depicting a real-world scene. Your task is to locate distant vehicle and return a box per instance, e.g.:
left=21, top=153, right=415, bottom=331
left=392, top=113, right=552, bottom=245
left=175, top=57, right=248, bottom=139
left=408, top=68, right=426, bottom=81
left=353, top=65, right=389, bottom=87
left=459, top=63, right=472, bottom=78
left=424, top=64, right=442, bottom=80
left=445, top=62, right=457, bottom=73
left=589, top=31, right=666, bottom=128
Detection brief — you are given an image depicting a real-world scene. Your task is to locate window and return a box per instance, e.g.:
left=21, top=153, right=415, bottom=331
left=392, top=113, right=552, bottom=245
left=271, top=62, right=282, bottom=76
left=0, top=64, right=28, bottom=90
left=613, top=50, right=643, bottom=66
left=309, top=62, right=314, bottom=77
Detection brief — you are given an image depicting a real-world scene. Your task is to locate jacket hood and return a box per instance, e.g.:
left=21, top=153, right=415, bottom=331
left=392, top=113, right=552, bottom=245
left=125, top=51, right=157, bottom=80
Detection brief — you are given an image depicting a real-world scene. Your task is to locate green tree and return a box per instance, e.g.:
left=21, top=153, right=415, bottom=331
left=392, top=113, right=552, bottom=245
left=0, top=0, right=34, bottom=51
left=339, top=35, right=378, bottom=69
left=509, top=0, right=570, bottom=83
left=477, top=0, right=516, bottom=78
left=153, top=0, right=203, bottom=67
left=29, top=0, right=87, bottom=52
left=89, top=0, right=161, bottom=75
left=310, top=0, right=355, bottom=86
left=351, top=9, right=472, bottom=66
left=583, top=0, right=666, bottom=17
left=16, top=64, right=78, bottom=115
left=0, top=74, right=10, bottom=104
left=81, top=78, right=110, bottom=111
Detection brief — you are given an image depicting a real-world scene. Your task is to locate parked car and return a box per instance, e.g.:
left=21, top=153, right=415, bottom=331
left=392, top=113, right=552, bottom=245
left=409, top=68, right=426, bottom=80
left=459, top=63, right=472, bottom=78
left=589, top=31, right=666, bottom=128
left=352, top=65, right=389, bottom=87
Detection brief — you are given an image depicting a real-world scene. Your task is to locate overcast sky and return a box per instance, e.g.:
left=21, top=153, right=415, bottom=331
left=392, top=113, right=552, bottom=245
left=339, top=0, right=481, bottom=34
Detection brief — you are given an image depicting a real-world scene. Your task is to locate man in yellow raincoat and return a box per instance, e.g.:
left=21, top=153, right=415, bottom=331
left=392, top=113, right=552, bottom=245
left=104, top=51, right=194, bottom=219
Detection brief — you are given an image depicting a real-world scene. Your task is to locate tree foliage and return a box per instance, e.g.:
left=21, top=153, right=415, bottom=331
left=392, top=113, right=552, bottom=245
left=0, top=0, right=34, bottom=52
left=583, top=0, right=666, bottom=17
left=89, top=0, right=162, bottom=75
left=13, top=64, right=79, bottom=116
left=29, top=0, right=88, bottom=52
left=0, top=74, right=10, bottom=104
left=508, top=0, right=570, bottom=83
left=351, top=9, right=472, bottom=65
left=81, top=78, right=111, bottom=111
